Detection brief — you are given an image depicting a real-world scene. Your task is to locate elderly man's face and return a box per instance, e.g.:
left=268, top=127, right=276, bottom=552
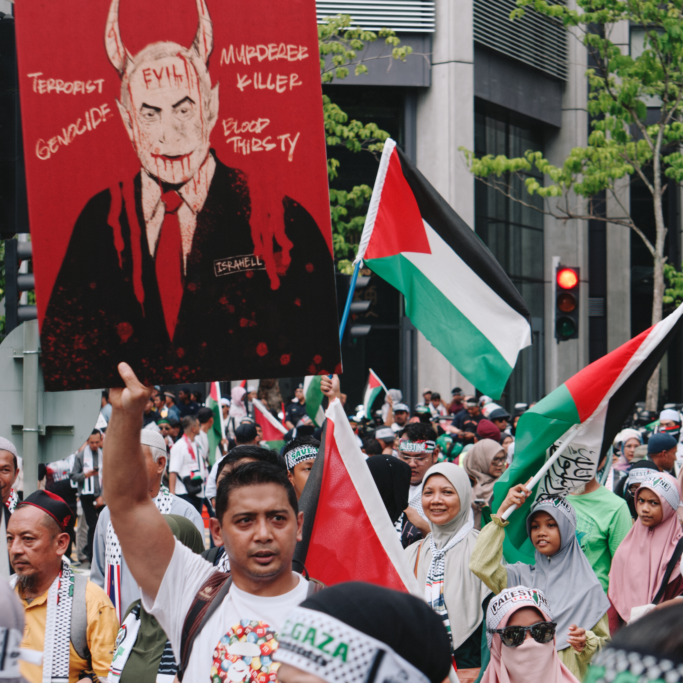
left=0, top=450, right=18, bottom=505
left=124, top=56, right=214, bottom=185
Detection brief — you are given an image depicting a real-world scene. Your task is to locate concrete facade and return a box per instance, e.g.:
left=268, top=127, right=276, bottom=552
left=415, top=0, right=476, bottom=396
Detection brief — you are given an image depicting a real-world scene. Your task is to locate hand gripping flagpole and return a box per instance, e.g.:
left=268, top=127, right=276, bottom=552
left=500, top=423, right=582, bottom=521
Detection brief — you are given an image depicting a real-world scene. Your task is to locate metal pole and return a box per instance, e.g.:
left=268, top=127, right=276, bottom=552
left=23, top=321, right=40, bottom=496
left=339, top=261, right=361, bottom=343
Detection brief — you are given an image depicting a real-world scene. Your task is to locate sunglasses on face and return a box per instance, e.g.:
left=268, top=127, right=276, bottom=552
left=488, top=621, right=556, bottom=648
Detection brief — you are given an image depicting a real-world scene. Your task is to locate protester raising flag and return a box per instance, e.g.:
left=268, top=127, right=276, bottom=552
left=294, top=397, right=421, bottom=595
left=252, top=398, right=287, bottom=450
left=363, top=369, right=386, bottom=419
left=495, top=302, right=683, bottom=563
left=303, top=375, right=325, bottom=426
left=206, top=382, right=225, bottom=466
left=356, top=139, right=531, bottom=399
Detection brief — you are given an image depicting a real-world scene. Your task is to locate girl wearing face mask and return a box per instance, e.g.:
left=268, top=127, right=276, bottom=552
left=470, top=487, right=611, bottom=681
left=482, top=587, right=579, bottom=683
left=608, top=473, right=683, bottom=631
left=405, top=463, right=492, bottom=682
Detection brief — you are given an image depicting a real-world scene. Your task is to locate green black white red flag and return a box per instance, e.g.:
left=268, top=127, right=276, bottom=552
left=303, top=375, right=325, bottom=426
left=207, top=382, right=225, bottom=466
left=252, top=398, right=287, bottom=451
left=357, top=139, right=532, bottom=399
left=294, top=397, right=422, bottom=594
left=363, top=369, right=386, bottom=419
left=494, top=302, right=683, bottom=563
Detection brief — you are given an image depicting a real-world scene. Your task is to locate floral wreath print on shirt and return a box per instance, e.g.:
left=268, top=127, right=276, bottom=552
left=212, top=620, right=280, bottom=683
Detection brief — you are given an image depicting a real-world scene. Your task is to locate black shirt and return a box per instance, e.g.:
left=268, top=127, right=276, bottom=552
left=286, top=401, right=307, bottom=426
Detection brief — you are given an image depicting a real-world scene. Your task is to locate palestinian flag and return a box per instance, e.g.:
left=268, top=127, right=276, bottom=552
left=252, top=398, right=287, bottom=450
left=207, top=382, right=225, bottom=466
left=494, top=302, right=683, bottom=563
left=357, top=139, right=532, bottom=399
left=294, top=397, right=422, bottom=595
left=363, top=369, right=386, bottom=419
left=303, top=375, right=325, bottom=426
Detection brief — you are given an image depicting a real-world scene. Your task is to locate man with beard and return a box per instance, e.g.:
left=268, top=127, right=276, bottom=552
left=7, top=490, right=118, bottom=682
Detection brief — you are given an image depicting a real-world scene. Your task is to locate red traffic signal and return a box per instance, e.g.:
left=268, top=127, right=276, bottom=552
left=557, top=267, right=579, bottom=290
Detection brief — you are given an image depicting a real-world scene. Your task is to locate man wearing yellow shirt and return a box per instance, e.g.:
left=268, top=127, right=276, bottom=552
left=7, top=490, right=119, bottom=683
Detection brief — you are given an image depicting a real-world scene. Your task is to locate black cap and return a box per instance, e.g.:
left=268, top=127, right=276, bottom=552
left=489, top=408, right=511, bottom=420
left=298, top=582, right=452, bottom=683
left=17, top=490, right=73, bottom=532
left=235, top=423, right=258, bottom=443
left=451, top=387, right=463, bottom=395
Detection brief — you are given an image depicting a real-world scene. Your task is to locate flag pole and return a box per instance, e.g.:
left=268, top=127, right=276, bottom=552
left=216, top=382, right=227, bottom=442
left=338, top=260, right=361, bottom=343
left=501, top=424, right=581, bottom=521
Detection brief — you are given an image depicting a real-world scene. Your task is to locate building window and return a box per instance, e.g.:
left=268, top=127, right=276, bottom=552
left=474, top=102, right=545, bottom=406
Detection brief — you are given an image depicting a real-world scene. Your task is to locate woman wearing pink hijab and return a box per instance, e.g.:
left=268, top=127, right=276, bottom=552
left=482, top=587, right=579, bottom=683
left=608, top=473, right=683, bottom=632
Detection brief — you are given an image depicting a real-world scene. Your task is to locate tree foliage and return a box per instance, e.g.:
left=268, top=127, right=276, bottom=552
left=318, top=15, right=412, bottom=273
left=461, top=0, right=683, bottom=407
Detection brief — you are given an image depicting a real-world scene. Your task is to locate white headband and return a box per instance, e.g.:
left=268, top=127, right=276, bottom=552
left=639, top=474, right=681, bottom=512
left=486, top=587, right=553, bottom=649
left=399, top=439, right=435, bottom=454
left=274, top=607, right=429, bottom=683
left=285, top=445, right=318, bottom=471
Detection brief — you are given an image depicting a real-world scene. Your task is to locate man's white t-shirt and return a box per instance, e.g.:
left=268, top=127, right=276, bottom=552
left=205, top=454, right=226, bottom=501
left=142, top=540, right=309, bottom=683
left=169, top=437, right=206, bottom=497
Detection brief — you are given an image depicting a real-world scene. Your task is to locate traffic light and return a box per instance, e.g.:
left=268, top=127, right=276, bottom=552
left=555, top=265, right=580, bottom=341
left=5, top=238, right=36, bottom=333
left=336, top=272, right=373, bottom=345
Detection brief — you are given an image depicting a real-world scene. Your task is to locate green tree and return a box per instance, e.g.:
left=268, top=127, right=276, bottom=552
left=462, top=0, right=683, bottom=409
left=318, top=15, right=412, bottom=273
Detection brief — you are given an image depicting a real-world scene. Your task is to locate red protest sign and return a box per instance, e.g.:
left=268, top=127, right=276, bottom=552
left=14, top=0, right=340, bottom=390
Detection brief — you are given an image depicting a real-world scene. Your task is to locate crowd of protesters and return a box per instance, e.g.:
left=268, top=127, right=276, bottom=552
left=3, top=375, right=683, bottom=683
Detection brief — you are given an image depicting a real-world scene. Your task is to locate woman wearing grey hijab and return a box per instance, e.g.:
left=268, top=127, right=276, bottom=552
left=405, top=463, right=491, bottom=681
left=470, top=484, right=611, bottom=681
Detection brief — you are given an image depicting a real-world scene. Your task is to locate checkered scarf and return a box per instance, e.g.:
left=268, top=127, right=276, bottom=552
left=425, top=517, right=474, bottom=651
left=5, top=489, right=17, bottom=513
left=11, top=558, right=73, bottom=683
left=105, top=486, right=173, bottom=621
left=588, top=647, right=683, bottom=682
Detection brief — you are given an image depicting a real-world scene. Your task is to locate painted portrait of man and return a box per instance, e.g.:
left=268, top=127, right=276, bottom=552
left=38, top=0, right=340, bottom=390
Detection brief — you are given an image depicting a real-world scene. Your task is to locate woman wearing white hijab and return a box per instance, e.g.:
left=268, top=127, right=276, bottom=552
left=405, top=463, right=492, bottom=682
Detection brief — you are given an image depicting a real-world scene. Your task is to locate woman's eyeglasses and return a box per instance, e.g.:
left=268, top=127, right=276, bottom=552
left=487, top=622, right=556, bottom=648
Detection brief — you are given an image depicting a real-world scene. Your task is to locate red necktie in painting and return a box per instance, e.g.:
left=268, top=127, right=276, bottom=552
left=155, top=190, right=184, bottom=340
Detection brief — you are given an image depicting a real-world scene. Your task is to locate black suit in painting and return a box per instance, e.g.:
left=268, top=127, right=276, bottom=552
left=41, top=154, right=340, bottom=390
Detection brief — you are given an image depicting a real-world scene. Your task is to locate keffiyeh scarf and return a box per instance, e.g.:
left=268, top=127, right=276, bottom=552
left=425, top=517, right=474, bottom=650
left=11, top=559, right=74, bottom=683
left=105, top=486, right=173, bottom=621
left=587, top=647, right=683, bottom=683
left=5, top=488, right=18, bottom=513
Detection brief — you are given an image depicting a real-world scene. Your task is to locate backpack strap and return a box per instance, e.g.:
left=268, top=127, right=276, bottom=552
left=653, top=537, right=683, bottom=605
left=70, top=574, right=90, bottom=661
left=200, top=546, right=221, bottom=565
left=178, top=571, right=232, bottom=682
left=306, top=578, right=326, bottom=597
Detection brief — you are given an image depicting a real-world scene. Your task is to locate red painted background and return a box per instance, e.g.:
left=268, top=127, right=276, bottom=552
left=14, top=0, right=332, bottom=325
